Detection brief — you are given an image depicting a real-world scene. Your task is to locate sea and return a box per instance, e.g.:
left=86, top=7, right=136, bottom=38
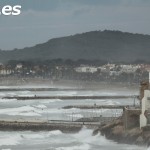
left=0, top=84, right=149, bottom=150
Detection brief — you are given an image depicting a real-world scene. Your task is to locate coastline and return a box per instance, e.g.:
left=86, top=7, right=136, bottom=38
left=0, top=77, right=142, bottom=147
left=93, top=117, right=150, bottom=147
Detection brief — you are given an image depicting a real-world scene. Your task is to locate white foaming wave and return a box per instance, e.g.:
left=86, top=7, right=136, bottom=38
left=56, top=144, right=90, bottom=150
left=67, top=114, right=83, bottom=118
left=19, top=91, right=31, bottom=94
left=40, top=99, right=63, bottom=104
left=0, top=98, right=17, bottom=103
left=104, top=100, right=120, bottom=105
left=17, top=94, right=35, bottom=97
left=0, top=105, right=41, bottom=116
left=20, top=132, right=45, bottom=139
left=85, top=99, right=106, bottom=102
left=16, top=112, right=41, bottom=116
left=47, top=130, right=62, bottom=136
left=0, top=106, right=81, bottom=117
left=86, top=109, right=108, bottom=113
left=6, top=92, right=17, bottom=96
left=75, top=128, right=144, bottom=149
left=73, top=127, right=98, bottom=141
left=0, top=86, right=10, bottom=89
left=72, top=127, right=114, bottom=146
left=98, top=92, right=118, bottom=96
left=0, top=134, right=22, bottom=146
left=45, top=108, right=81, bottom=114
left=2, top=149, right=11, bottom=150
left=0, top=93, right=6, bottom=96
left=18, top=130, right=62, bottom=140
left=55, top=91, right=78, bottom=96
left=33, top=104, right=47, bottom=109
left=0, top=105, right=80, bottom=116
left=68, top=108, right=81, bottom=112
left=42, top=108, right=64, bottom=114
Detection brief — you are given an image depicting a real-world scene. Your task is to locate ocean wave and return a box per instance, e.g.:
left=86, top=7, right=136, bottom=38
left=104, top=100, right=120, bottom=105
left=6, top=92, right=17, bottom=96
left=17, top=94, right=35, bottom=97
left=32, top=104, right=47, bottom=109
left=20, top=132, right=45, bottom=139
left=67, top=114, right=83, bottom=118
left=40, top=99, right=63, bottom=104
left=56, top=143, right=91, bottom=150
left=43, top=108, right=81, bottom=114
left=0, top=93, right=6, bottom=96
left=19, top=91, right=31, bottom=94
left=0, top=98, right=17, bottom=103
left=0, top=134, right=21, bottom=146
left=0, top=105, right=41, bottom=116
left=47, top=130, right=62, bottom=136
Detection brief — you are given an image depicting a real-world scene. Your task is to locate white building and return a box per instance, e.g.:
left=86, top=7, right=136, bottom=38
left=75, top=66, right=98, bottom=73
left=109, top=71, right=121, bottom=76
left=16, top=64, right=23, bottom=69
left=98, top=63, right=116, bottom=73
left=0, top=69, right=12, bottom=75
left=140, top=72, right=150, bottom=128
left=106, top=63, right=116, bottom=70
left=140, top=90, right=150, bottom=128
left=120, top=65, right=139, bottom=73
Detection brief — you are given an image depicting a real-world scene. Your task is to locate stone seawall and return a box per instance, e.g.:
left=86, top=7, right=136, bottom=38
left=0, top=121, right=82, bottom=133
left=3, top=95, right=136, bottom=100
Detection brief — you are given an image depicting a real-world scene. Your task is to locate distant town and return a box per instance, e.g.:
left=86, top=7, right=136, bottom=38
left=0, top=60, right=149, bottom=84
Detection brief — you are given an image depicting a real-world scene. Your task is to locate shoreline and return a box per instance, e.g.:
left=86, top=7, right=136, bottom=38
left=0, top=117, right=149, bottom=147
left=93, top=117, right=150, bottom=147
left=0, top=77, right=142, bottom=147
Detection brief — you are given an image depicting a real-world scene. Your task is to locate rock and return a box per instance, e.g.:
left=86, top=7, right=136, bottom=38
left=99, top=118, right=144, bottom=145
left=147, top=138, right=150, bottom=146
left=92, top=128, right=99, bottom=136
left=100, top=119, right=122, bottom=132
left=136, top=136, right=144, bottom=145
left=112, top=125, right=124, bottom=135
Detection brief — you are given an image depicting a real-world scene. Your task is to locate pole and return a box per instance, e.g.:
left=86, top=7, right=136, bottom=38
left=72, top=112, right=74, bottom=122
left=149, top=72, right=150, bottom=87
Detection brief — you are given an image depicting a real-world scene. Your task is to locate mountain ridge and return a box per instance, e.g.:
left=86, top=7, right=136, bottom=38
left=0, top=30, right=150, bottom=63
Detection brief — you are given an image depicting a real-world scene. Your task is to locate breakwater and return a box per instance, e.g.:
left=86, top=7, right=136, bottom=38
left=3, top=95, right=137, bottom=100
left=0, top=120, right=101, bottom=133
left=0, top=120, right=82, bottom=133
left=63, top=105, right=138, bottom=109
left=0, top=88, right=85, bottom=92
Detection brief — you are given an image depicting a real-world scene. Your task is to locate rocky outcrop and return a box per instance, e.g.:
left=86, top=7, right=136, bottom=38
left=93, top=117, right=150, bottom=146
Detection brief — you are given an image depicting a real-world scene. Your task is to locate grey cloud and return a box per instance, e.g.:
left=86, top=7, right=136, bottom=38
left=0, top=0, right=150, bottom=50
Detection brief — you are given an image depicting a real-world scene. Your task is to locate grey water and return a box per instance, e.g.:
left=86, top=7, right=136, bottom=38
left=0, top=85, right=148, bottom=150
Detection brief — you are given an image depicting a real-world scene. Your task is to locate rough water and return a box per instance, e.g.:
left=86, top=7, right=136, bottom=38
left=0, top=128, right=147, bottom=150
left=0, top=85, right=149, bottom=150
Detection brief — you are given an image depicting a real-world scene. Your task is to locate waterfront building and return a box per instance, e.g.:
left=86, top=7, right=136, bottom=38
left=140, top=72, right=150, bottom=128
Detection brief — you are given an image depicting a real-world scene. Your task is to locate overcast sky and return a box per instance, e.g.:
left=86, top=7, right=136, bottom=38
left=0, top=0, right=150, bottom=50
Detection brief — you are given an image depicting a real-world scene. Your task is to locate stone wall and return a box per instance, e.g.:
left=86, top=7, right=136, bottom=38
left=123, top=108, right=141, bottom=129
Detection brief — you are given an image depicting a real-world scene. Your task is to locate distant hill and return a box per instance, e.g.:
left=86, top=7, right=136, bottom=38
left=0, top=30, right=150, bottom=63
